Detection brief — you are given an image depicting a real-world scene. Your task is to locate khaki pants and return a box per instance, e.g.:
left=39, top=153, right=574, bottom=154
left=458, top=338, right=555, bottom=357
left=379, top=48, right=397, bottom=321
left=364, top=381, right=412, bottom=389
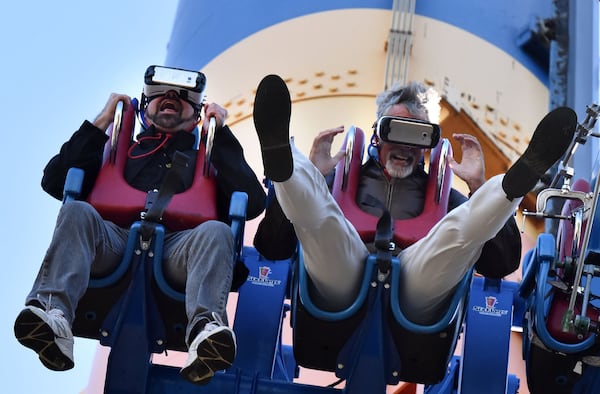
left=274, top=145, right=521, bottom=324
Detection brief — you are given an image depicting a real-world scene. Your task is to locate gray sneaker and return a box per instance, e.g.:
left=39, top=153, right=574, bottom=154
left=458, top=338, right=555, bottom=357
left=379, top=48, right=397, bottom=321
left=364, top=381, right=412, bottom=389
left=14, top=305, right=74, bottom=371
left=180, top=313, right=236, bottom=385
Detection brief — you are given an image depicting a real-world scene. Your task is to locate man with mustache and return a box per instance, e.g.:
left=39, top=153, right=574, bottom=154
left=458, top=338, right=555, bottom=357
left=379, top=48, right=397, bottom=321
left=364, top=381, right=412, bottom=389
left=14, top=66, right=266, bottom=385
left=252, top=74, right=576, bottom=325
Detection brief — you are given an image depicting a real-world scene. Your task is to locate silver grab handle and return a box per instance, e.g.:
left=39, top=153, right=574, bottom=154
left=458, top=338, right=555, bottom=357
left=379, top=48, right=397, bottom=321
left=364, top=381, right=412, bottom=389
left=203, top=117, right=216, bottom=175
left=435, top=139, right=450, bottom=204
left=342, top=126, right=356, bottom=191
left=109, top=101, right=124, bottom=163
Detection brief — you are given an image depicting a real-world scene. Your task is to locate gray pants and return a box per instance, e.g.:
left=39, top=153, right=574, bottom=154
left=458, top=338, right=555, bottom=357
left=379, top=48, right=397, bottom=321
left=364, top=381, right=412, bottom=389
left=25, top=200, right=235, bottom=343
left=274, top=146, right=521, bottom=325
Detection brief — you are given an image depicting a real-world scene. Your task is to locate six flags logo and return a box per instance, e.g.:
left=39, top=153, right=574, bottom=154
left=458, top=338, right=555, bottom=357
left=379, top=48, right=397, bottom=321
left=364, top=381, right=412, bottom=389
left=472, top=295, right=510, bottom=317
left=247, top=266, right=282, bottom=287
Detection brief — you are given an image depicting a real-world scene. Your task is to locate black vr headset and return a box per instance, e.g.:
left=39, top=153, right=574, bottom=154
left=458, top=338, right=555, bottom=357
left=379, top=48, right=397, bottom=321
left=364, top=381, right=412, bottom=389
left=376, top=116, right=441, bottom=148
left=141, top=65, right=207, bottom=112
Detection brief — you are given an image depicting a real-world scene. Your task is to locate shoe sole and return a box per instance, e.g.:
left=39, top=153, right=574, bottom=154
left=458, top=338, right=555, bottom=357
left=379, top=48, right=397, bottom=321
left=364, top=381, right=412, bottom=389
left=14, top=309, right=74, bottom=371
left=503, top=106, right=577, bottom=199
left=180, top=328, right=236, bottom=385
left=253, top=74, right=293, bottom=182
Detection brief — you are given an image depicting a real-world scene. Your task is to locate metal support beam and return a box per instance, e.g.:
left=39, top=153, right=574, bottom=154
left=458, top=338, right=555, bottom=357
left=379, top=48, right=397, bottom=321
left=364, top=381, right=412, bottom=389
left=384, top=0, right=416, bottom=89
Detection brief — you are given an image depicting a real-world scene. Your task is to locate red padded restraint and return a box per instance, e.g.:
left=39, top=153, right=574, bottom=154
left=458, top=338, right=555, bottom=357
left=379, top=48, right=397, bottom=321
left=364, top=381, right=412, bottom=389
left=86, top=101, right=218, bottom=231
left=331, top=127, right=453, bottom=249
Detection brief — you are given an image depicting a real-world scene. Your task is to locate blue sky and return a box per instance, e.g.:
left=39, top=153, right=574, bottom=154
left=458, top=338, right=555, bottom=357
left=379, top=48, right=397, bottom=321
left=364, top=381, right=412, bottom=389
left=0, top=2, right=178, bottom=392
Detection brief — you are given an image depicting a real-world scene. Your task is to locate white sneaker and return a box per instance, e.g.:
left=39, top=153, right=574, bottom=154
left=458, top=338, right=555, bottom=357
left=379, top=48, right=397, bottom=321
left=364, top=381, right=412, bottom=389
left=180, top=313, right=236, bottom=385
left=14, top=305, right=74, bottom=371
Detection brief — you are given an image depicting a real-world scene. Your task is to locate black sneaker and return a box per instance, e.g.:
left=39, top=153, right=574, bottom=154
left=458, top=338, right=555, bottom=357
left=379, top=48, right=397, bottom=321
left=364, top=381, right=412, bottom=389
left=253, top=74, right=293, bottom=182
left=180, top=313, right=236, bottom=385
left=502, top=106, right=577, bottom=200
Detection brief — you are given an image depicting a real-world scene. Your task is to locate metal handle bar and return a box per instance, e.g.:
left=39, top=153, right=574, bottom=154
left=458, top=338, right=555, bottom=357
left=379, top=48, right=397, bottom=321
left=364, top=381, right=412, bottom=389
left=109, top=101, right=124, bottom=163
left=342, top=126, right=356, bottom=191
left=203, top=117, right=216, bottom=176
left=435, top=139, right=450, bottom=204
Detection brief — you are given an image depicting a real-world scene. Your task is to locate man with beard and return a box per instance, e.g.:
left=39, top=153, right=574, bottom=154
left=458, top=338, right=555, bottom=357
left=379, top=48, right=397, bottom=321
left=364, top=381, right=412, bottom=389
left=252, top=75, right=576, bottom=326
left=14, top=66, right=266, bottom=385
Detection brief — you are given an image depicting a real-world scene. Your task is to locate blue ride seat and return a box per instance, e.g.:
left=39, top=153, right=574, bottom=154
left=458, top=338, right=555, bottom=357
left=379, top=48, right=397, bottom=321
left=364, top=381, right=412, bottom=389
left=60, top=96, right=316, bottom=394
left=292, top=252, right=471, bottom=385
left=65, top=99, right=301, bottom=393
left=67, top=99, right=229, bottom=353
left=290, top=126, right=469, bottom=388
left=521, top=178, right=600, bottom=394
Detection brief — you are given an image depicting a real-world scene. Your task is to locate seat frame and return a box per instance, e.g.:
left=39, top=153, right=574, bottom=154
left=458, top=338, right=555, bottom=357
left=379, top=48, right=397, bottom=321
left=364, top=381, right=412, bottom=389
left=520, top=179, right=600, bottom=393
left=64, top=101, right=298, bottom=393
left=291, top=128, right=519, bottom=393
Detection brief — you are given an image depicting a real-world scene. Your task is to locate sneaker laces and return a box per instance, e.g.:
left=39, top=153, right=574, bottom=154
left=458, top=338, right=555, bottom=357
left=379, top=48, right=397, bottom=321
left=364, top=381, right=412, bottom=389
left=35, top=293, right=71, bottom=338
left=204, top=312, right=226, bottom=332
left=37, top=293, right=55, bottom=312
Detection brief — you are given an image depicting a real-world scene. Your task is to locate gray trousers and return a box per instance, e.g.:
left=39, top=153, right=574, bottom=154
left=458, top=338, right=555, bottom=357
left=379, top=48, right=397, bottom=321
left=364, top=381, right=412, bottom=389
left=25, top=200, right=235, bottom=343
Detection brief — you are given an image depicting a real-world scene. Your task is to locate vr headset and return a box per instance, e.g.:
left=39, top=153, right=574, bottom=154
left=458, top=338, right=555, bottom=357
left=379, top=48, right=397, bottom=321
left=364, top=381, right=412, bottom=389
left=141, top=65, right=207, bottom=112
left=376, top=116, right=440, bottom=148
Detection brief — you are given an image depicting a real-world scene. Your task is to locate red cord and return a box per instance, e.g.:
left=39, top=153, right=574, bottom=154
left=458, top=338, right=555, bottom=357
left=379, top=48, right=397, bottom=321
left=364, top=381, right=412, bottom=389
left=127, top=133, right=172, bottom=159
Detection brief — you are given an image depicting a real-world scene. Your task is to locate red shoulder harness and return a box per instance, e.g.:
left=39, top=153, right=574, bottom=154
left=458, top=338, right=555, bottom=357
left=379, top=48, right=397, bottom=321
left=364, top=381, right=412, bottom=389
left=86, top=101, right=218, bottom=231
left=331, top=126, right=453, bottom=249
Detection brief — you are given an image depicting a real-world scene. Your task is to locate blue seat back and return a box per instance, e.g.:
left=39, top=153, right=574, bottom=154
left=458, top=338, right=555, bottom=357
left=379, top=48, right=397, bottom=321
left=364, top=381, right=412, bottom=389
left=291, top=249, right=472, bottom=385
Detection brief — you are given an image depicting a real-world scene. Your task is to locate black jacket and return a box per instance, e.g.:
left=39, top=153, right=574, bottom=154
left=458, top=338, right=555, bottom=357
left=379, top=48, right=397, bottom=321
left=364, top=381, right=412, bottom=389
left=254, top=158, right=521, bottom=279
left=42, top=120, right=266, bottom=223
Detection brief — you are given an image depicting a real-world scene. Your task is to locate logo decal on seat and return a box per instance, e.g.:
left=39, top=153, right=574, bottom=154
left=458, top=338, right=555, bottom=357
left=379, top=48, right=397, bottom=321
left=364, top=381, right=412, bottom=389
left=247, top=266, right=282, bottom=287
left=472, top=296, right=509, bottom=317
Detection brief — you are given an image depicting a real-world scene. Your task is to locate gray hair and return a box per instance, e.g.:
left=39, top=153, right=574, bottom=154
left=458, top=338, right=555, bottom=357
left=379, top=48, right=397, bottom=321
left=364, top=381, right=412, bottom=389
left=375, top=81, right=441, bottom=123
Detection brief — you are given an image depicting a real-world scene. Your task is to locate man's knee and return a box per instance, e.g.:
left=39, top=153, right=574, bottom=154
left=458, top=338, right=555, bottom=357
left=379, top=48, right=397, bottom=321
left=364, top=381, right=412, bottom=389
left=58, top=201, right=102, bottom=225
left=192, top=220, right=234, bottom=249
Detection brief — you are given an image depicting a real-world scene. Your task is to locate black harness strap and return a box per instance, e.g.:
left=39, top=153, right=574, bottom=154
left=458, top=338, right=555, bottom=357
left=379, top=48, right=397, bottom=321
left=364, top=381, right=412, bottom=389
left=375, top=209, right=394, bottom=274
left=140, top=151, right=190, bottom=242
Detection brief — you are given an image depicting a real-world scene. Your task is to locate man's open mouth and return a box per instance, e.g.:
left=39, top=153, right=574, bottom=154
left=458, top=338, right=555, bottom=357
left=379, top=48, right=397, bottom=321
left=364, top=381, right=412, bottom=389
left=390, top=152, right=412, bottom=164
left=159, top=100, right=180, bottom=113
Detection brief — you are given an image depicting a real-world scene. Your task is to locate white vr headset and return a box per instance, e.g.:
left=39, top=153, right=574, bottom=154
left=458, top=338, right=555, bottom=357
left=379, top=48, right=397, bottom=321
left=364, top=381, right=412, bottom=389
left=376, top=116, right=440, bottom=148
left=142, top=65, right=206, bottom=111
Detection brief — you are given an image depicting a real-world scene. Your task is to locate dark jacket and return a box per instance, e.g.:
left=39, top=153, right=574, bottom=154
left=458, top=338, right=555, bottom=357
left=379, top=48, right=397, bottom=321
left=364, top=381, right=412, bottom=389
left=254, top=158, right=521, bottom=279
left=357, top=159, right=465, bottom=219
left=42, top=120, right=266, bottom=223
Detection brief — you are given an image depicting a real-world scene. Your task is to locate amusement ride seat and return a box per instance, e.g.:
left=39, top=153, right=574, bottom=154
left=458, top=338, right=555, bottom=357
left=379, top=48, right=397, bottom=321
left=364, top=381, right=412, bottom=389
left=290, top=125, right=471, bottom=388
left=522, top=178, right=600, bottom=393
left=68, top=98, right=228, bottom=353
